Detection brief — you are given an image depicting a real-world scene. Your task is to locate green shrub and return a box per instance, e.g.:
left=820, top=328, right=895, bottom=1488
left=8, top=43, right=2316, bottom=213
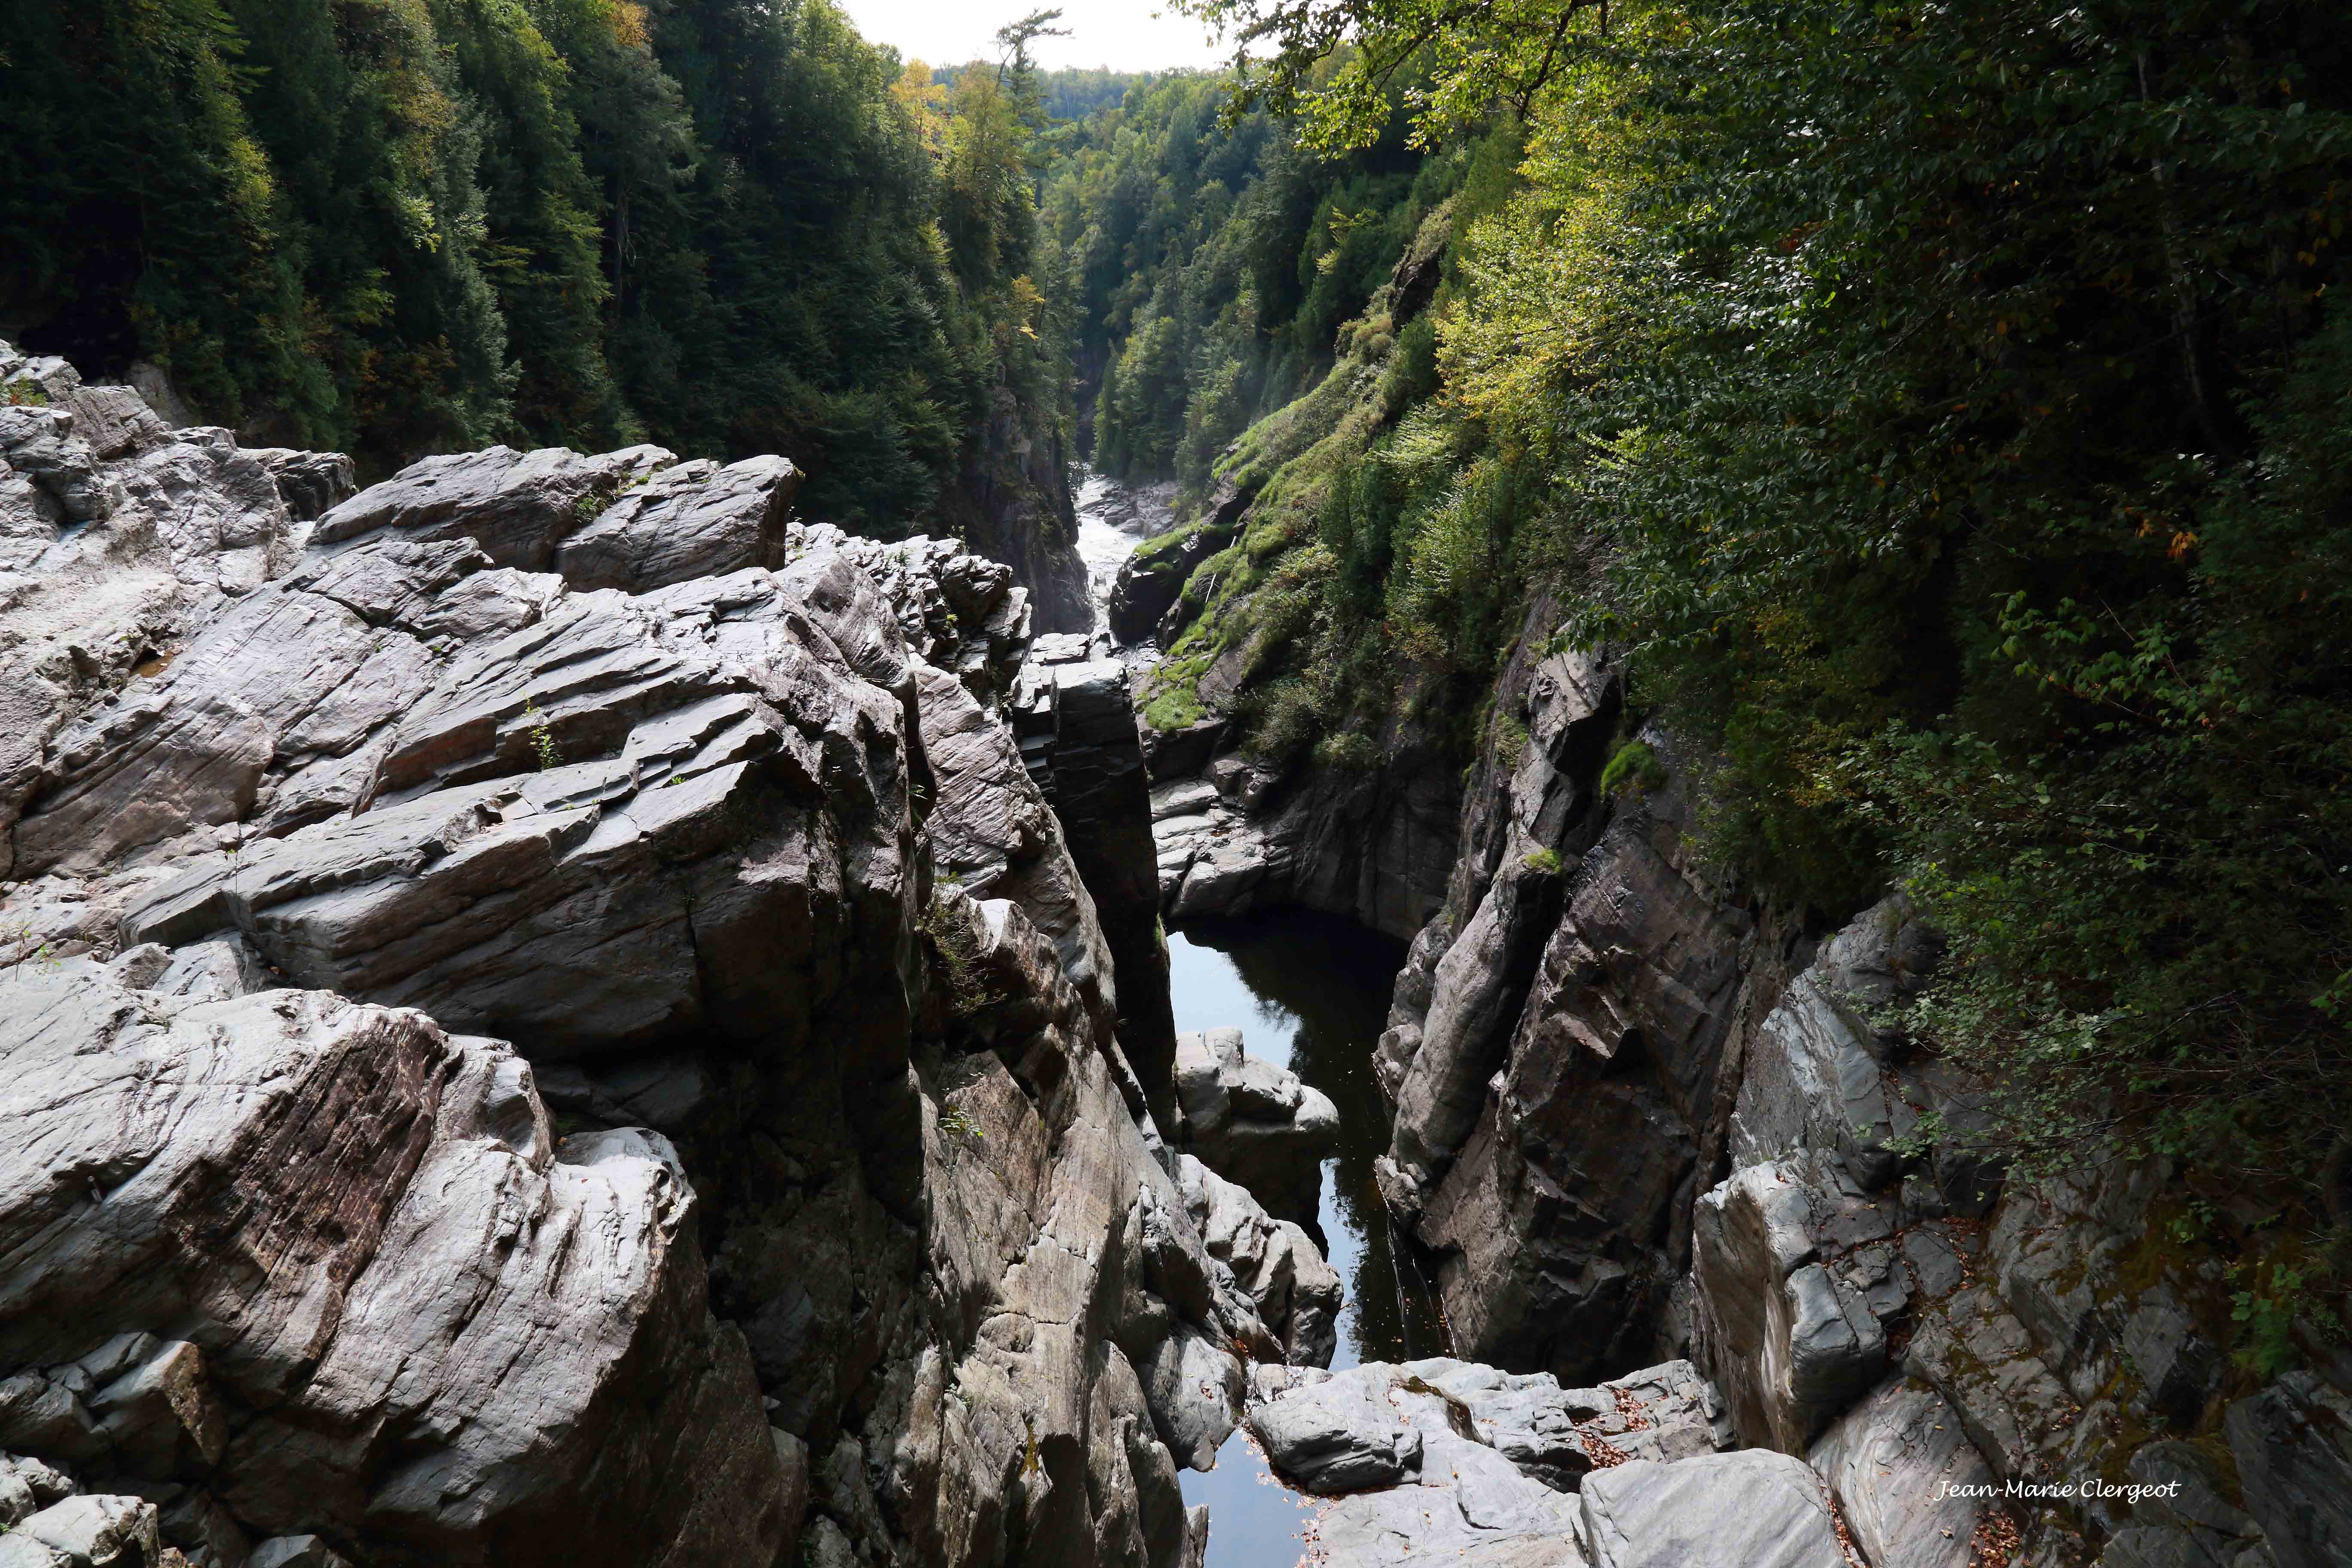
left=1599, top=740, right=1666, bottom=799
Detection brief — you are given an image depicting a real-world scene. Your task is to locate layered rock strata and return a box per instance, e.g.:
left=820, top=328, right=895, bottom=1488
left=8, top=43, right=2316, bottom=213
left=1238, top=1357, right=1838, bottom=1568
left=1170, top=1027, right=1339, bottom=1232
left=1366, top=591, right=2350, bottom=1567
left=0, top=360, right=1315, bottom=1568
left=1015, top=633, right=1178, bottom=1097
left=1145, top=744, right=1458, bottom=943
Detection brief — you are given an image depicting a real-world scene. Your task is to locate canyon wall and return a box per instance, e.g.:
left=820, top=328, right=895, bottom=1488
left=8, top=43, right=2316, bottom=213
left=1362, top=593, right=2352, bottom=1568
left=0, top=349, right=1282, bottom=1568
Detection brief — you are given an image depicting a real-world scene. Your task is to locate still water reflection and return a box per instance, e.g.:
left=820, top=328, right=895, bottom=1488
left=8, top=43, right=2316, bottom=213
left=1167, top=909, right=1450, bottom=1567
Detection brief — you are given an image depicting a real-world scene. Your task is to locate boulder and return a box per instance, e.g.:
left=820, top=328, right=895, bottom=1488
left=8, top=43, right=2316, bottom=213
left=1403, top=1358, right=1736, bottom=1492
left=0, top=1493, right=160, bottom=1568
left=1171, top=1028, right=1338, bottom=1228
left=0, top=959, right=786, bottom=1565
left=309, top=445, right=671, bottom=570
left=1578, top=1449, right=1844, bottom=1568
left=1808, top=1377, right=1991, bottom=1568
left=554, top=455, right=799, bottom=591
left=0, top=1452, right=75, bottom=1529
left=247, top=450, right=357, bottom=522
left=1170, top=1155, right=1343, bottom=1368
left=1248, top=1366, right=1430, bottom=1494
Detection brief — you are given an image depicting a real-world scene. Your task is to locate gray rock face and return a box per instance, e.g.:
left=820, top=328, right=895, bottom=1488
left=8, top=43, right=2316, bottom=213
left=1017, top=635, right=1178, bottom=1099
left=1171, top=1028, right=1339, bottom=1228
left=0, top=1492, right=162, bottom=1568
left=555, top=455, right=799, bottom=592
left=1406, top=1358, right=1736, bottom=1492
left=929, top=382, right=1091, bottom=634
left=1578, top=1450, right=1844, bottom=1568
left=0, top=1452, right=76, bottom=1528
left=0, top=364, right=335, bottom=883
left=1146, top=736, right=1460, bottom=943
left=1242, top=1357, right=1762, bottom=1568
left=3, top=349, right=1266, bottom=1568
left=2226, top=1372, right=2352, bottom=1568
left=247, top=450, right=358, bottom=523
left=1691, top=1160, right=1896, bottom=1452
left=310, top=444, right=670, bottom=569
left=1170, top=1155, right=1343, bottom=1368
left=0, top=960, right=782, bottom=1567
left=1248, top=1361, right=1590, bottom=1565
left=1808, top=1378, right=1991, bottom=1568
left=1369, top=634, right=1784, bottom=1384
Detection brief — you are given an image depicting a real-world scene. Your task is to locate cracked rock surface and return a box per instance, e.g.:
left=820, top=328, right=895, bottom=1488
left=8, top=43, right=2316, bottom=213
left=0, top=351, right=1289, bottom=1568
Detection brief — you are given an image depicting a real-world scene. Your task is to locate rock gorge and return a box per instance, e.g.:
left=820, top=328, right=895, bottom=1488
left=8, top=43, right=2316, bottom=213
left=1109, top=547, right=2352, bottom=1566
left=4, top=343, right=2348, bottom=1568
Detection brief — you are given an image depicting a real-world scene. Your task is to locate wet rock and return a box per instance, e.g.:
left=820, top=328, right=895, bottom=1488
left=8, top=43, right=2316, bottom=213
left=1579, top=1449, right=1843, bottom=1568
left=1172, top=1028, right=1338, bottom=1228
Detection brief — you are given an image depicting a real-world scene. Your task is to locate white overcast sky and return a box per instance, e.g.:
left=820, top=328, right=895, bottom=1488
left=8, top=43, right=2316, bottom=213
left=835, top=0, right=1232, bottom=72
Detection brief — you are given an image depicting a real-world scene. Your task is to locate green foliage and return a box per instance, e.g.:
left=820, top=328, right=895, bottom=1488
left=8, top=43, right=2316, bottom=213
left=924, top=894, right=1006, bottom=1020
left=1599, top=741, right=1665, bottom=799
left=3, top=0, right=1073, bottom=524
left=523, top=697, right=560, bottom=771
left=1124, top=0, right=2352, bottom=1211
left=1042, top=69, right=1466, bottom=502
left=2230, top=1263, right=2315, bottom=1378
left=1522, top=847, right=1561, bottom=874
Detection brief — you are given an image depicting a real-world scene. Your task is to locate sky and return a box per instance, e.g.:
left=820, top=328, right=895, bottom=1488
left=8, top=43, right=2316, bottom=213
left=834, top=0, right=1233, bottom=73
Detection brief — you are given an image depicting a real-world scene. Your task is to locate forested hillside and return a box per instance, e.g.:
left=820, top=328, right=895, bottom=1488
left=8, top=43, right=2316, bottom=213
left=0, top=0, right=1078, bottom=543
left=1052, top=0, right=2352, bottom=1261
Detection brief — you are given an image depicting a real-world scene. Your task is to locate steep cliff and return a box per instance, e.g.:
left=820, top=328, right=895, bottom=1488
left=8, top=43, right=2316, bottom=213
left=1366, top=590, right=2352, bottom=1568
left=932, top=390, right=1093, bottom=637
left=0, top=352, right=1283, bottom=1568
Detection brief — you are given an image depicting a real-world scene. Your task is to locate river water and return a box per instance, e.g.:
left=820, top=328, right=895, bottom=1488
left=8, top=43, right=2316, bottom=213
left=1077, top=469, right=1442, bottom=1563
left=1073, top=466, right=1175, bottom=637
left=1167, top=912, right=1449, bottom=1568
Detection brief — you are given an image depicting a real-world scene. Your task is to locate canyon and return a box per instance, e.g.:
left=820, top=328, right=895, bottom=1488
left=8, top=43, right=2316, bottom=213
left=1, top=346, right=2346, bottom=1568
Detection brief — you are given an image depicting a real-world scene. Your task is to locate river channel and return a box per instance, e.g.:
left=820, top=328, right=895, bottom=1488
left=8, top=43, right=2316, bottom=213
left=1078, top=471, right=1445, bottom=1563
left=1167, top=912, right=1449, bottom=1567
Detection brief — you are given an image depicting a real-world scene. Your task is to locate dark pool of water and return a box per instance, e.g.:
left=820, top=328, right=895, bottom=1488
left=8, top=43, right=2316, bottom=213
left=1167, top=908, right=1452, bottom=1567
